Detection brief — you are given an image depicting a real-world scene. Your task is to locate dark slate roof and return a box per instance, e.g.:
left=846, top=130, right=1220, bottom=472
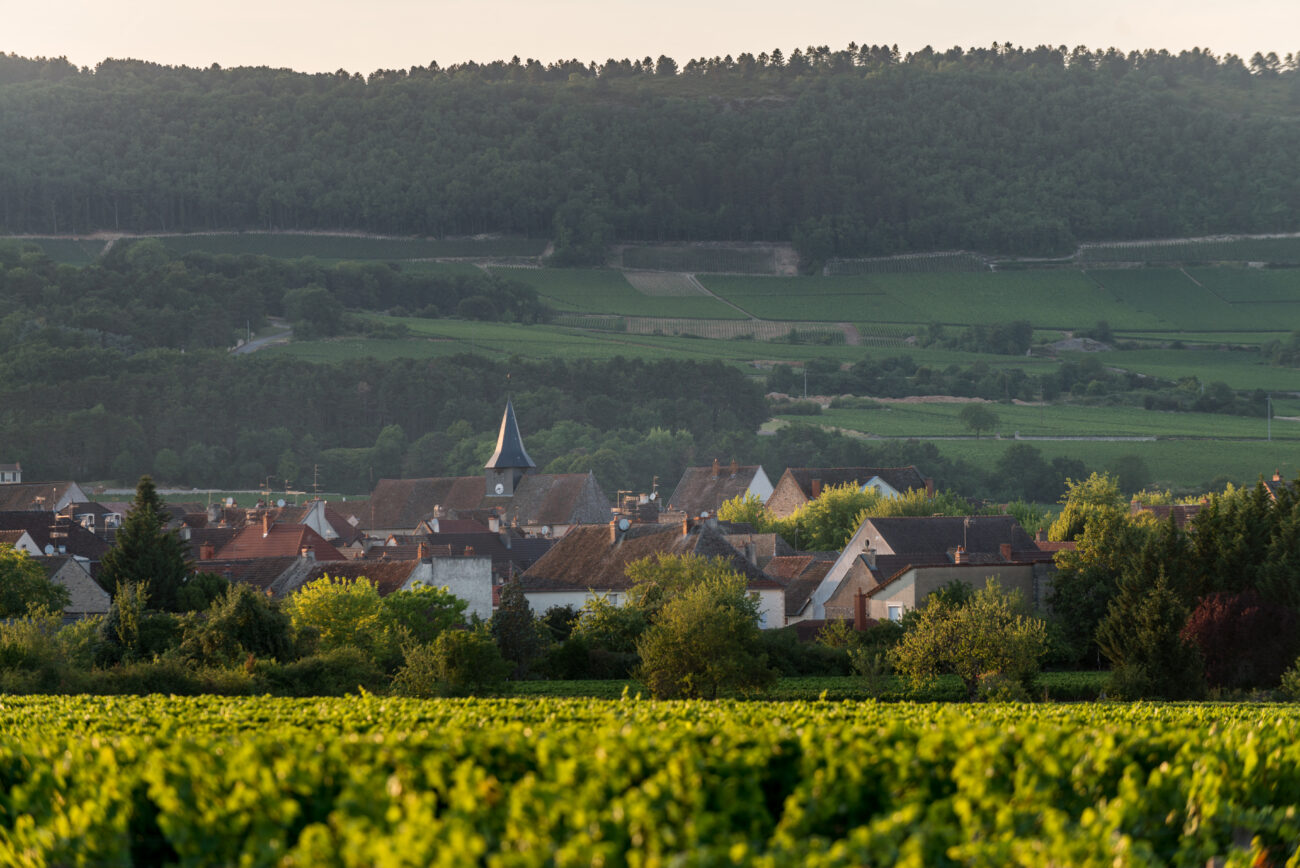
left=0, top=482, right=81, bottom=512
left=0, top=529, right=30, bottom=547
left=724, top=533, right=795, bottom=567
left=866, top=560, right=1038, bottom=598
left=184, top=527, right=241, bottom=561
left=0, top=512, right=110, bottom=560
left=667, top=463, right=764, bottom=518
left=520, top=521, right=775, bottom=592
left=361, top=473, right=609, bottom=531
left=783, top=466, right=928, bottom=498
left=484, top=400, right=535, bottom=470
left=772, top=556, right=836, bottom=617
left=302, top=560, right=422, bottom=596
left=865, top=515, right=1041, bottom=560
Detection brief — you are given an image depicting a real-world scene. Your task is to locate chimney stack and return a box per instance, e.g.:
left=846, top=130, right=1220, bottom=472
left=1036, top=528, right=1047, bottom=542
left=262, top=513, right=271, bottom=538
left=199, top=540, right=215, bottom=561
left=924, top=477, right=935, bottom=497
left=854, top=589, right=868, bottom=631
left=1000, top=542, right=1012, bottom=561
left=681, top=515, right=691, bottom=536
left=744, top=541, right=757, bottom=566
left=954, top=546, right=966, bottom=564
left=610, top=519, right=620, bottom=544
left=712, top=458, right=721, bottom=478
left=811, top=478, right=822, bottom=498
left=464, top=545, right=475, bottom=556
left=300, top=545, right=314, bottom=561
left=729, top=459, right=738, bottom=476
left=418, top=542, right=430, bottom=561
left=488, top=514, right=500, bottom=533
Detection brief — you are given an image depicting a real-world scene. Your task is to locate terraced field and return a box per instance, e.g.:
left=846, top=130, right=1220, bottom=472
left=491, top=266, right=746, bottom=318
left=154, top=233, right=546, bottom=260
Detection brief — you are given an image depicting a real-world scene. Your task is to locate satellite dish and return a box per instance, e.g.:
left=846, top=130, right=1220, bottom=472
left=277, top=499, right=286, bottom=508
left=700, top=511, right=710, bottom=519
left=617, top=517, right=631, bottom=531
left=225, top=497, right=235, bottom=507
left=43, top=544, right=55, bottom=555
left=649, top=492, right=657, bottom=500
left=541, top=525, right=551, bottom=537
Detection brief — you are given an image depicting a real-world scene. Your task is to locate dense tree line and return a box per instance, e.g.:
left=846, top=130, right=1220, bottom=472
left=2, top=45, right=1299, bottom=261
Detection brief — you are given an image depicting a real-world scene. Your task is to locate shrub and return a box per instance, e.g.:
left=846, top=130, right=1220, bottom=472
left=1280, top=659, right=1300, bottom=699
left=254, top=647, right=386, bottom=697
left=890, top=579, right=1049, bottom=700
left=180, top=584, right=293, bottom=666
left=286, top=576, right=394, bottom=662
left=1181, top=590, right=1298, bottom=690
left=1097, top=571, right=1205, bottom=700
left=422, top=628, right=511, bottom=696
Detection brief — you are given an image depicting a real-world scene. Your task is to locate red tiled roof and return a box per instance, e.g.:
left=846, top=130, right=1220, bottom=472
left=195, top=557, right=301, bottom=593
left=215, top=523, right=345, bottom=562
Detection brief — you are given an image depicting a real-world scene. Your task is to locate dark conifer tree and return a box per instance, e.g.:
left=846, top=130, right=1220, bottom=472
left=98, top=475, right=192, bottom=611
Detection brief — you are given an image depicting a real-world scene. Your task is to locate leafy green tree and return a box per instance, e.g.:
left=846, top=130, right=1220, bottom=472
left=890, top=579, right=1049, bottom=700
left=286, top=576, right=391, bottom=660
left=382, top=584, right=468, bottom=646
left=1096, top=570, right=1205, bottom=700
left=396, top=626, right=510, bottom=696
left=98, top=475, right=192, bottom=611
left=489, top=582, right=548, bottom=678
left=776, top=482, right=881, bottom=550
left=570, top=594, right=647, bottom=655
left=179, top=583, right=293, bottom=665
left=716, top=492, right=776, bottom=530
left=635, top=571, right=776, bottom=699
left=958, top=403, right=999, bottom=439
left=1048, top=472, right=1127, bottom=542
left=0, top=544, right=70, bottom=617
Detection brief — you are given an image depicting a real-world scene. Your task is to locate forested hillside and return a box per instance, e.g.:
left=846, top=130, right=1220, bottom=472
left=2, top=45, right=1299, bottom=261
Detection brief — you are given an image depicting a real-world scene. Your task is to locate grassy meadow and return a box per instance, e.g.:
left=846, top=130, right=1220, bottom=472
left=154, top=233, right=546, bottom=260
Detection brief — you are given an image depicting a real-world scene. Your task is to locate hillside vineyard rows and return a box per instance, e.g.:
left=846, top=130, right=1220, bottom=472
left=2, top=695, right=1298, bottom=866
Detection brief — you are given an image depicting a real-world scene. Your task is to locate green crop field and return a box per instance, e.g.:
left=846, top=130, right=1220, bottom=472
left=4, top=695, right=1299, bottom=866
left=620, top=244, right=777, bottom=274
left=11, top=236, right=107, bottom=264
left=491, top=266, right=746, bottom=319
left=1094, top=348, right=1300, bottom=392
left=702, top=271, right=1169, bottom=328
left=1087, top=267, right=1300, bottom=332
left=826, top=252, right=988, bottom=274
left=393, top=260, right=491, bottom=277
left=153, top=233, right=546, bottom=260
left=1189, top=266, right=1300, bottom=303
left=1078, top=235, right=1300, bottom=264
left=790, top=402, right=1295, bottom=441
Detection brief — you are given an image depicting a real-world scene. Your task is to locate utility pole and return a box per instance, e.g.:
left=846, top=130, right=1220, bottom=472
left=1267, top=394, right=1272, bottom=442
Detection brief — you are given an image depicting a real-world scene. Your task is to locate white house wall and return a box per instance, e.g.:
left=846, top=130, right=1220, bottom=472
left=407, top=557, right=494, bottom=621
left=747, top=467, right=775, bottom=504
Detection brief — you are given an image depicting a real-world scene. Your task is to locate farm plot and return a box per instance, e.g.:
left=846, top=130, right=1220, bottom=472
left=624, top=318, right=843, bottom=342
left=931, top=436, right=1299, bottom=492
left=1079, top=235, right=1300, bottom=264
left=1087, top=268, right=1271, bottom=331
left=620, top=244, right=777, bottom=274
left=622, top=270, right=708, bottom=296
left=155, top=233, right=545, bottom=260
left=701, top=275, right=925, bottom=322
left=826, top=251, right=988, bottom=274
left=492, top=267, right=745, bottom=318
left=798, top=401, right=1296, bottom=440
left=1095, top=347, right=1300, bottom=392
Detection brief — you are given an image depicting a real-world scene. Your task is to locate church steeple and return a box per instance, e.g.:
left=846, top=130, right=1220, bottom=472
left=485, top=400, right=535, bottom=496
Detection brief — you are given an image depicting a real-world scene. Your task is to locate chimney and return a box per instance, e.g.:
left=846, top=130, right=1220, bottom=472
left=464, top=545, right=475, bottom=556
left=744, top=541, right=757, bottom=566
left=199, top=540, right=215, bottom=561
left=925, top=477, right=935, bottom=497
left=1036, top=528, right=1047, bottom=542
left=300, top=545, right=314, bottom=561
left=262, top=513, right=271, bottom=538
left=418, top=542, right=430, bottom=560
left=729, top=459, right=738, bottom=476
left=431, top=517, right=440, bottom=534
left=488, top=514, right=500, bottom=533
left=862, top=546, right=876, bottom=568
left=681, top=516, right=691, bottom=536
left=811, top=478, right=822, bottom=498
left=954, top=546, right=966, bottom=564
left=854, top=589, right=868, bottom=631
left=712, top=458, right=721, bottom=478
left=1000, top=542, right=1012, bottom=561
left=610, top=519, right=620, bottom=544
left=1274, top=469, right=1283, bottom=482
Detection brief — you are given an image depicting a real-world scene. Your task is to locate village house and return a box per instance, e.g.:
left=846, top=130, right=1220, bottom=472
left=0, top=480, right=91, bottom=514
left=356, top=402, right=612, bottom=538
left=299, top=550, right=494, bottom=621
left=0, top=463, right=21, bottom=484
left=765, top=466, right=931, bottom=519
left=667, top=460, right=773, bottom=518
left=517, top=517, right=786, bottom=628
left=797, top=514, right=1054, bottom=622
left=39, top=556, right=111, bottom=619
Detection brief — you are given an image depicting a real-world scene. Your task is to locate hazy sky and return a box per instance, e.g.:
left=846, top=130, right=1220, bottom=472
left=8, top=0, right=1297, bottom=74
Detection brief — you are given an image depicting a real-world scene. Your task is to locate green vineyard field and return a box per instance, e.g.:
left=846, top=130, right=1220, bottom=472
left=1, top=695, right=1298, bottom=866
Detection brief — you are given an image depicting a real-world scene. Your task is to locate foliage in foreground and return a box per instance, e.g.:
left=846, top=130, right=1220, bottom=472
left=1, top=695, right=1298, bottom=867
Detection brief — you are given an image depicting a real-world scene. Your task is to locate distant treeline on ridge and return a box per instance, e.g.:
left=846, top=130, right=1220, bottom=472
left=2, top=43, right=1299, bottom=262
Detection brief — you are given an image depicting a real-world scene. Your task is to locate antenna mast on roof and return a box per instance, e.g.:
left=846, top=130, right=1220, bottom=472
left=312, top=464, right=321, bottom=498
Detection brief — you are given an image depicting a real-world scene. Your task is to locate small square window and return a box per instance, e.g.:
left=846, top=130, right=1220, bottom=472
left=887, top=604, right=904, bottom=622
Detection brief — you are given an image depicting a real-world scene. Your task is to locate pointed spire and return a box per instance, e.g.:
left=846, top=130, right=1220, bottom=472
left=485, top=400, right=535, bottom=470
